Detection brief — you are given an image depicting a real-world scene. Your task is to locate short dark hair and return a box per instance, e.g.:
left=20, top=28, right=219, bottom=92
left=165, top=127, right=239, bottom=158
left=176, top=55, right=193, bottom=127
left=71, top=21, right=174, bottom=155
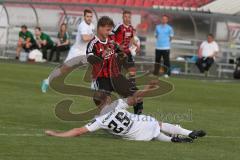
left=123, top=10, right=131, bottom=15
left=208, top=33, right=214, bottom=38
left=60, top=23, right=67, bottom=27
left=162, top=14, right=169, bottom=19
left=35, top=26, right=41, bottom=31
left=21, top=25, right=27, bottom=29
left=84, top=9, right=93, bottom=16
left=97, top=16, right=114, bottom=28
left=93, top=91, right=108, bottom=106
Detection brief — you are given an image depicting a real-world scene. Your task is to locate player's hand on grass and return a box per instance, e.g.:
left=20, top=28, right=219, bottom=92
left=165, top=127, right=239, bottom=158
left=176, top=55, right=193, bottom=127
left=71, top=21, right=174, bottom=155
left=45, top=130, right=57, bottom=136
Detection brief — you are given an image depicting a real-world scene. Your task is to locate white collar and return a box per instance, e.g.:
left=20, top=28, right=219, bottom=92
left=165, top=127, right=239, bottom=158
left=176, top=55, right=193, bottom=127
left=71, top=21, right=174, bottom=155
left=83, top=20, right=92, bottom=27
left=95, top=35, right=108, bottom=44
left=123, top=23, right=130, bottom=28
left=206, top=41, right=215, bottom=44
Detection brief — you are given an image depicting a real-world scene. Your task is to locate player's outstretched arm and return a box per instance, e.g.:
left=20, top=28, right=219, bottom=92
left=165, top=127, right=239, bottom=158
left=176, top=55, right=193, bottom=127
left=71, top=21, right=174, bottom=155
left=133, top=80, right=159, bottom=98
left=45, top=127, right=89, bottom=138
left=127, top=80, right=159, bottom=106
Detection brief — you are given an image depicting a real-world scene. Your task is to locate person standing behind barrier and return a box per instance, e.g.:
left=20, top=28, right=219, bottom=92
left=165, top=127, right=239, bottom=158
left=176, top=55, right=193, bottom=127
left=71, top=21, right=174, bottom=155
left=196, top=34, right=219, bottom=77
left=112, top=10, right=142, bottom=114
left=153, top=15, right=174, bottom=78
left=49, top=23, right=70, bottom=62
left=35, top=27, right=54, bottom=60
left=16, top=25, right=37, bottom=60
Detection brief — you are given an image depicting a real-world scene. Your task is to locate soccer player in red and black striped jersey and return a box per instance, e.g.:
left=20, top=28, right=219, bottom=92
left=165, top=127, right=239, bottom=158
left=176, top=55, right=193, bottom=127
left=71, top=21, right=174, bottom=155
left=112, top=10, right=140, bottom=71
left=86, top=17, right=120, bottom=88
left=113, top=11, right=135, bottom=55
left=112, top=10, right=142, bottom=114
left=86, top=16, right=143, bottom=114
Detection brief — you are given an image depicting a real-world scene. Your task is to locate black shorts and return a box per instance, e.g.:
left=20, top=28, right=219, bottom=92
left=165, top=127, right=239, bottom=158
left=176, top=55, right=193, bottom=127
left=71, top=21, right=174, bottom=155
left=95, top=75, right=136, bottom=97
left=127, top=54, right=134, bottom=63
left=22, top=42, right=38, bottom=52
left=126, top=54, right=135, bottom=68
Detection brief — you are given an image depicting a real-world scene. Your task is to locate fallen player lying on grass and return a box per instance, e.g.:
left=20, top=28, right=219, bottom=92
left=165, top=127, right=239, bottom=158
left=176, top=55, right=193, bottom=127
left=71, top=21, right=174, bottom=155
left=45, top=80, right=206, bottom=142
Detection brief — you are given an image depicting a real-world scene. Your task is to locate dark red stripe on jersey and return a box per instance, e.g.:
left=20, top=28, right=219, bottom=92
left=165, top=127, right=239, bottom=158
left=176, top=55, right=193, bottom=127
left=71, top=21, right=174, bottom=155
left=86, top=36, right=120, bottom=79
left=114, top=24, right=134, bottom=55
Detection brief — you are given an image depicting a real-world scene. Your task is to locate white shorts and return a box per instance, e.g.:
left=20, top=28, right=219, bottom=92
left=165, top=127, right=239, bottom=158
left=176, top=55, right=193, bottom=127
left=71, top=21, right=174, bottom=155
left=64, top=46, right=86, bottom=63
left=124, top=115, right=161, bottom=141
left=64, top=46, right=87, bottom=67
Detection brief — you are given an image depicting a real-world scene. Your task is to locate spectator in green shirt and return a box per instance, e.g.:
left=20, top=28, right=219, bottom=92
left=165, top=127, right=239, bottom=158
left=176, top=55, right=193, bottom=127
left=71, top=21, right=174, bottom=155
left=49, top=23, right=70, bottom=62
left=35, top=27, right=54, bottom=60
left=16, top=25, right=37, bottom=59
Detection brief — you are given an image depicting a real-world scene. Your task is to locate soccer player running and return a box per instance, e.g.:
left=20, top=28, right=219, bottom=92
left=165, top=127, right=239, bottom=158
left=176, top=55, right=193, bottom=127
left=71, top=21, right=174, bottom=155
left=16, top=25, right=37, bottom=59
left=41, top=9, right=95, bottom=93
left=112, top=10, right=142, bottom=114
left=45, top=80, right=206, bottom=142
left=86, top=16, right=144, bottom=116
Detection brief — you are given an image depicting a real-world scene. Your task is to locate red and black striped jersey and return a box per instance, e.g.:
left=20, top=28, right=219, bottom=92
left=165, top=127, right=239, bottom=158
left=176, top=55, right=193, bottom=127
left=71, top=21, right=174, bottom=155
left=86, top=35, right=121, bottom=79
left=113, top=23, right=134, bottom=55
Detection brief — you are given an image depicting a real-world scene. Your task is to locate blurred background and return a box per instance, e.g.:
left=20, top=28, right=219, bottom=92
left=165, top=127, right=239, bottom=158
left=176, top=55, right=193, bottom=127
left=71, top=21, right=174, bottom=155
left=1, top=0, right=240, bottom=78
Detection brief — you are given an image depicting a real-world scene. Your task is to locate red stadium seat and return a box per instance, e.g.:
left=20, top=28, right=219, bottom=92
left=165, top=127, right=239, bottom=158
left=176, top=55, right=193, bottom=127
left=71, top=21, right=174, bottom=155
left=116, top=0, right=125, bottom=6
left=152, top=0, right=160, bottom=6
left=30, top=0, right=214, bottom=8
left=82, top=0, right=94, bottom=3
left=68, top=0, right=79, bottom=3
left=88, top=0, right=99, bottom=3
left=143, top=0, right=154, bottom=7
left=98, top=0, right=107, bottom=4
left=134, top=0, right=144, bottom=7
left=159, top=0, right=164, bottom=5
left=106, top=0, right=116, bottom=5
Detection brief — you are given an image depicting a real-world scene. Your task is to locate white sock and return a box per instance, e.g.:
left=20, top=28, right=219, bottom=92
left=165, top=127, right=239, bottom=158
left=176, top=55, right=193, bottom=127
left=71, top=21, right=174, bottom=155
left=161, top=123, right=192, bottom=136
left=46, top=77, right=50, bottom=84
left=155, top=132, right=172, bottom=142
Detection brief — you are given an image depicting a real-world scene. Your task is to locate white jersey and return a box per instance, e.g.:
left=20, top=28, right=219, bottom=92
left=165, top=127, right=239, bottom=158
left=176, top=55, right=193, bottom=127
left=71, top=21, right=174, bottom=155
left=85, top=99, right=160, bottom=141
left=64, top=20, right=95, bottom=62
left=74, top=20, right=95, bottom=50
left=200, top=41, right=219, bottom=58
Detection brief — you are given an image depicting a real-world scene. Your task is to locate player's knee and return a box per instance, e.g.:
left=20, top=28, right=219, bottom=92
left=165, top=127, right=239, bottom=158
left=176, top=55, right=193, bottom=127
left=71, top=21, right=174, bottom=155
left=60, top=65, right=71, bottom=74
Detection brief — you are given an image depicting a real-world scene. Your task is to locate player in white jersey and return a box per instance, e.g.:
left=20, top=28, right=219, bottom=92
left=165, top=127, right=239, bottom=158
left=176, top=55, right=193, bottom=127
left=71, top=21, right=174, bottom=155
left=41, top=9, right=95, bottom=93
left=45, top=80, right=206, bottom=142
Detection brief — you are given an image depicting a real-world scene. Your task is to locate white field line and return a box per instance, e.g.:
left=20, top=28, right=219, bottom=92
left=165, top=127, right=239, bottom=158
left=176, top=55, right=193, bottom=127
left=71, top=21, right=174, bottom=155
left=0, top=132, right=240, bottom=139
left=0, top=126, right=42, bottom=131
left=0, top=133, right=44, bottom=137
left=1, top=126, right=240, bottom=139
left=206, top=135, right=240, bottom=139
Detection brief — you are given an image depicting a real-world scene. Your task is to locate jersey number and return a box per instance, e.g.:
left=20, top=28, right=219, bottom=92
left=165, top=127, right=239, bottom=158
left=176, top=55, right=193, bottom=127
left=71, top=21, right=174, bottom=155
left=108, top=112, right=131, bottom=133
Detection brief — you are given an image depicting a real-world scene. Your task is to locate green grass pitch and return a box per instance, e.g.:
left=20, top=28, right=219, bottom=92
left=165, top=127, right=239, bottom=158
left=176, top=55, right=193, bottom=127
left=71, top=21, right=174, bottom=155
left=0, top=61, right=240, bottom=160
